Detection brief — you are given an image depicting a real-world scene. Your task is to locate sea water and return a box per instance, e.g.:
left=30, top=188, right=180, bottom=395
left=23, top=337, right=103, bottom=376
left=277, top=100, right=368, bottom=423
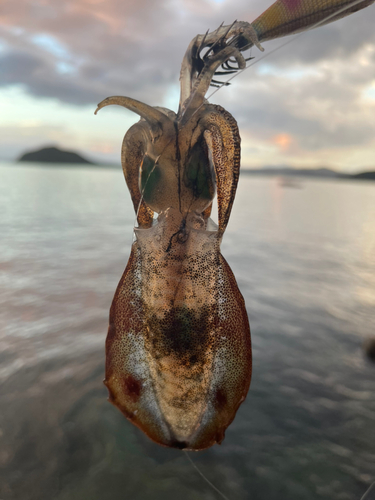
left=0, top=163, right=374, bottom=500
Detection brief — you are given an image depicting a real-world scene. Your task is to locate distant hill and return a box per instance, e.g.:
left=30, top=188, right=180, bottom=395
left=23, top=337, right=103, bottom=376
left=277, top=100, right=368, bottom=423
left=16, top=149, right=374, bottom=180
left=352, top=171, right=375, bottom=180
left=241, top=167, right=375, bottom=181
left=241, top=167, right=348, bottom=178
left=18, top=147, right=93, bottom=164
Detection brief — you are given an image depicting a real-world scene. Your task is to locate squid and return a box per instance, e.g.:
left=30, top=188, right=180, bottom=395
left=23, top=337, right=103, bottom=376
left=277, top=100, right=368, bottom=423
left=96, top=0, right=374, bottom=450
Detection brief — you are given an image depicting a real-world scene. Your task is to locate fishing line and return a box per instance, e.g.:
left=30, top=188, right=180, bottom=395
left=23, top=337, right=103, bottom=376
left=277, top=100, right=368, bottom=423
left=113, top=5, right=373, bottom=498
left=134, top=0, right=369, bottom=227
left=206, top=0, right=368, bottom=101
left=133, top=154, right=160, bottom=234
left=360, top=481, right=375, bottom=500
left=183, top=451, right=231, bottom=500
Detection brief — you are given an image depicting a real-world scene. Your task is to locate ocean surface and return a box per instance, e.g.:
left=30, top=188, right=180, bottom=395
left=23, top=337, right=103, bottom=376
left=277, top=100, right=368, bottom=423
left=0, top=162, right=374, bottom=500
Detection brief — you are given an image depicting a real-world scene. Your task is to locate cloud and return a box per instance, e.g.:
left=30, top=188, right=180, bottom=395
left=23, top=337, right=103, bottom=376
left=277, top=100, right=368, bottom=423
left=211, top=36, right=375, bottom=163
left=0, top=0, right=374, bottom=107
left=0, top=0, right=374, bottom=169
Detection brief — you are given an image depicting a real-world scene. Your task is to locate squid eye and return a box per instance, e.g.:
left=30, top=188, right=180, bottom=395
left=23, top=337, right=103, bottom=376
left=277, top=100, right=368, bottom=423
left=184, top=137, right=216, bottom=204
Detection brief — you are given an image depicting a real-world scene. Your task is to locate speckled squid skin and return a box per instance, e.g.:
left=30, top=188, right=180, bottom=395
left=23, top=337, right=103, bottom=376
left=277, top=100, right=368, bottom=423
left=105, top=209, right=251, bottom=450
left=98, top=99, right=252, bottom=450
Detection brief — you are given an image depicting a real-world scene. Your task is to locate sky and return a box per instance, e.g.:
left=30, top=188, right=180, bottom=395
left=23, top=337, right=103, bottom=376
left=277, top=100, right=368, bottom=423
left=0, top=0, right=374, bottom=172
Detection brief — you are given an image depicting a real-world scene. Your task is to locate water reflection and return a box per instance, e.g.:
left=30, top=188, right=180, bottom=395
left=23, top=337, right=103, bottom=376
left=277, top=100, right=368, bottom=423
left=0, top=164, right=374, bottom=500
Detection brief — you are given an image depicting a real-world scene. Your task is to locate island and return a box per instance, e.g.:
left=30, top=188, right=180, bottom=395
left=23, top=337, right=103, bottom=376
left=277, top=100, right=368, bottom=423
left=240, top=167, right=375, bottom=181
left=18, top=146, right=94, bottom=164
left=352, top=171, right=375, bottom=180
left=17, top=147, right=374, bottom=180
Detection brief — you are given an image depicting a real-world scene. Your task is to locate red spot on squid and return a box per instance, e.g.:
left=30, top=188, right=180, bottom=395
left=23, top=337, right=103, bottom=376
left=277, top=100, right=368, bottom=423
left=215, top=388, right=227, bottom=410
left=123, top=375, right=142, bottom=402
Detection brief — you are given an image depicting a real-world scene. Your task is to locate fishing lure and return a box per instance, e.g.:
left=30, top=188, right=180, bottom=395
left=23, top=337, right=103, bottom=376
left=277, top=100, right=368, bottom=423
left=96, top=0, right=374, bottom=450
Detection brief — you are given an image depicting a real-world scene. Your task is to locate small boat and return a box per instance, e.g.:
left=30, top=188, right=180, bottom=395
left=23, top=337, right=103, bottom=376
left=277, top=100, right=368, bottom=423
left=277, top=176, right=303, bottom=188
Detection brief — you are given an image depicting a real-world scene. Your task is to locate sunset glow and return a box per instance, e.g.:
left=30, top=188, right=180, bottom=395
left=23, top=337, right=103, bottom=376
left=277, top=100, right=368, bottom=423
left=0, top=0, right=374, bottom=172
